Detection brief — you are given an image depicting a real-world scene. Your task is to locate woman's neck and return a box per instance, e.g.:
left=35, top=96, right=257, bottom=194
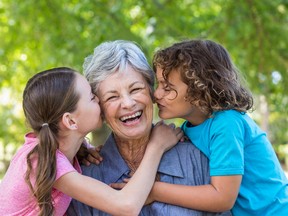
left=115, top=135, right=149, bottom=175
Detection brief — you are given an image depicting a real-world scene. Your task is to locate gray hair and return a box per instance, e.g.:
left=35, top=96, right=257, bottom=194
left=83, top=40, right=154, bottom=94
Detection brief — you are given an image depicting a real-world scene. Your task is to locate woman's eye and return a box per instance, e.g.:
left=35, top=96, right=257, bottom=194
left=106, top=96, right=117, bottom=101
left=131, top=88, right=142, bottom=93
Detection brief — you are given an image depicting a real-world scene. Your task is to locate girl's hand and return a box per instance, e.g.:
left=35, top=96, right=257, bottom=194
left=148, top=121, right=183, bottom=152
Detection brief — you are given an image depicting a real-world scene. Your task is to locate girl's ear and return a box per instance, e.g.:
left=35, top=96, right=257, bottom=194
left=62, top=113, right=78, bottom=130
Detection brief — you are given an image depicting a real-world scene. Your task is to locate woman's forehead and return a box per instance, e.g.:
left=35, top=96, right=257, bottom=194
left=100, top=69, right=146, bottom=89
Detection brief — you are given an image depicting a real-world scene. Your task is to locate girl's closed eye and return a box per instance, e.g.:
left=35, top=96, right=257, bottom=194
left=92, top=92, right=100, bottom=100
left=91, top=93, right=100, bottom=103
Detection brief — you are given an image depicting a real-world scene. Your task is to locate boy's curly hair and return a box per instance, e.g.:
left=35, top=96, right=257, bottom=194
left=153, top=39, right=254, bottom=116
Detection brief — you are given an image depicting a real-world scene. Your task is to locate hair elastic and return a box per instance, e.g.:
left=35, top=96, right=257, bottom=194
left=41, top=123, right=49, bottom=127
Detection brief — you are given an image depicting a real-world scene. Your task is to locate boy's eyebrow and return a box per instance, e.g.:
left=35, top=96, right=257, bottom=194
left=168, top=81, right=175, bottom=87
left=165, top=79, right=174, bottom=87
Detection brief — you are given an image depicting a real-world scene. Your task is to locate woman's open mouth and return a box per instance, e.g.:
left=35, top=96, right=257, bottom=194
left=120, top=111, right=143, bottom=123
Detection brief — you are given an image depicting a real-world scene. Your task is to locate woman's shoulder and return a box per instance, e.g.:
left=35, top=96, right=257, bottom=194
left=167, top=140, right=206, bottom=157
left=160, top=140, right=209, bottom=177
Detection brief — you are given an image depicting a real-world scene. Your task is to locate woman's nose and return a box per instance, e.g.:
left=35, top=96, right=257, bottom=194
left=121, top=94, right=136, bottom=108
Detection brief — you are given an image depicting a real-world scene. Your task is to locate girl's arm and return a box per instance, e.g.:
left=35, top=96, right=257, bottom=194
left=54, top=121, right=183, bottom=216
left=150, top=175, right=242, bottom=212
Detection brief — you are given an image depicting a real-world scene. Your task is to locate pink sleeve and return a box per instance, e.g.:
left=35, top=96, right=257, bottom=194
left=55, top=150, right=78, bottom=181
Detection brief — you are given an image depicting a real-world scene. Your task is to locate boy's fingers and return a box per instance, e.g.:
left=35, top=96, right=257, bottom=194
left=96, top=144, right=103, bottom=151
left=110, top=182, right=126, bottom=189
left=87, top=150, right=103, bottom=161
left=87, top=155, right=102, bottom=165
left=123, top=178, right=131, bottom=183
left=155, top=120, right=164, bottom=126
left=168, top=123, right=176, bottom=129
left=82, top=159, right=91, bottom=166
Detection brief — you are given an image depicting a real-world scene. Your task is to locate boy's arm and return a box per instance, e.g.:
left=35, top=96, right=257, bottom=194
left=150, top=175, right=241, bottom=212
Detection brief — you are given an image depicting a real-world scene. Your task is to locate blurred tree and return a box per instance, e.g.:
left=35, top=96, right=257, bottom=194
left=0, top=0, right=287, bottom=176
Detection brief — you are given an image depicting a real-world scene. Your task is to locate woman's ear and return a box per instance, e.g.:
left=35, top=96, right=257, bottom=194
left=62, top=113, right=78, bottom=130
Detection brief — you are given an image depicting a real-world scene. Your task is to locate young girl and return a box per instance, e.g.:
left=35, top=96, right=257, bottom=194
left=151, top=39, right=288, bottom=215
left=0, top=67, right=183, bottom=216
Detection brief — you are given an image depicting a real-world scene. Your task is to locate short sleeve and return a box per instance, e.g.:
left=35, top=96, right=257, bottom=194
left=55, top=150, right=78, bottom=181
left=209, top=112, right=245, bottom=176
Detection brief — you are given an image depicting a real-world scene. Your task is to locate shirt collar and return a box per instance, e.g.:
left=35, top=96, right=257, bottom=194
left=158, top=147, right=184, bottom=178
left=100, top=133, right=184, bottom=183
left=100, top=134, right=131, bottom=183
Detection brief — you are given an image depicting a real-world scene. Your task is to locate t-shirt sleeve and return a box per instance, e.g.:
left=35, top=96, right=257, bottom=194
left=55, top=150, right=77, bottom=181
left=209, top=112, right=245, bottom=176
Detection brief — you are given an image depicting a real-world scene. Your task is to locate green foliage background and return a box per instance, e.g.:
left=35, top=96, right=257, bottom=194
left=1, top=0, right=288, bottom=178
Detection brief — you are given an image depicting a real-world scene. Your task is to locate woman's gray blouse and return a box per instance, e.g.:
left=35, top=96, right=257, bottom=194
left=67, top=133, right=231, bottom=216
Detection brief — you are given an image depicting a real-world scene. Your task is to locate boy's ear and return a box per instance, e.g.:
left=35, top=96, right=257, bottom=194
left=62, top=113, right=78, bottom=130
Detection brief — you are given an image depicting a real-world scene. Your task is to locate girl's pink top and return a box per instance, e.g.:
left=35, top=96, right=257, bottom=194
left=0, top=133, right=82, bottom=216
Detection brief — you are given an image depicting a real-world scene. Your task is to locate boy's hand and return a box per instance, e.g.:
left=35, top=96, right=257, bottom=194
left=82, top=145, right=103, bottom=166
left=109, top=178, right=129, bottom=190
left=110, top=178, right=155, bottom=205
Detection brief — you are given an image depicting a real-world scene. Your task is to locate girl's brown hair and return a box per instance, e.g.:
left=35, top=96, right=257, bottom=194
left=153, top=39, right=253, bottom=116
left=23, top=67, right=79, bottom=216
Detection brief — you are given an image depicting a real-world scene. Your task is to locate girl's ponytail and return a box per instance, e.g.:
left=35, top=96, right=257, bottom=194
left=23, top=67, right=79, bottom=216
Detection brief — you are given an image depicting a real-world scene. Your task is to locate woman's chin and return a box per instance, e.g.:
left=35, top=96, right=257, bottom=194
left=119, top=125, right=152, bottom=140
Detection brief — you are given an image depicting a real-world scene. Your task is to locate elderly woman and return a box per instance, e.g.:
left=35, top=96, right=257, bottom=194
left=67, top=40, right=230, bottom=216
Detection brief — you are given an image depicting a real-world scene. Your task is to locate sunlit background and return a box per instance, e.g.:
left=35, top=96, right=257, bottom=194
left=0, top=0, right=288, bottom=180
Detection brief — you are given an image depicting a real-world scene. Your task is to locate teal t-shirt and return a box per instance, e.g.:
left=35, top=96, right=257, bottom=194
left=182, top=110, right=288, bottom=215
